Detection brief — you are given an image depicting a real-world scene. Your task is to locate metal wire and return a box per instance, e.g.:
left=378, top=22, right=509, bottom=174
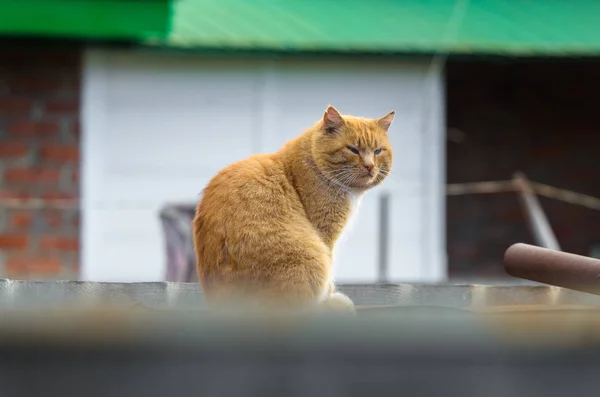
left=447, top=178, right=600, bottom=211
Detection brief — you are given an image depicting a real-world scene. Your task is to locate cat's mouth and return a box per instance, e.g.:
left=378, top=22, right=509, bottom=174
left=358, top=168, right=390, bottom=188
left=325, top=168, right=380, bottom=189
left=347, top=172, right=377, bottom=188
left=360, top=172, right=375, bottom=181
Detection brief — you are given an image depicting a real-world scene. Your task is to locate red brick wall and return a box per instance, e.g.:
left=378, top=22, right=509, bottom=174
left=0, top=48, right=81, bottom=280
left=446, top=60, right=600, bottom=279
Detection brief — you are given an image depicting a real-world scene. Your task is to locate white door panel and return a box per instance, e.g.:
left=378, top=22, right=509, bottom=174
left=104, top=108, right=256, bottom=177
left=333, top=194, right=380, bottom=283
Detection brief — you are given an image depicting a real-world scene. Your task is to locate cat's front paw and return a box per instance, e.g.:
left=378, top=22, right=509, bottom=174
left=324, top=292, right=356, bottom=315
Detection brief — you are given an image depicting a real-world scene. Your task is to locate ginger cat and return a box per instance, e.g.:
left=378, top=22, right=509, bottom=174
left=193, top=106, right=394, bottom=314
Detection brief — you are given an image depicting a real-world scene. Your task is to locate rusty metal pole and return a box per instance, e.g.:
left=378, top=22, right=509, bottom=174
left=504, top=243, right=600, bottom=296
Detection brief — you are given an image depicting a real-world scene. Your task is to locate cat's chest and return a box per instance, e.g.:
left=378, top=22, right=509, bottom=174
left=311, top=190, right=362, bottom=247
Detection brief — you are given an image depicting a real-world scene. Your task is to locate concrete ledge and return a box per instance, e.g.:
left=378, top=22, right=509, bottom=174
left=2, top=279, right=600, bottom=310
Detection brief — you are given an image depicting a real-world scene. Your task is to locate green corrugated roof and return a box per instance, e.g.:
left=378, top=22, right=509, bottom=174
left=1, top=0, right=600, bottom=56
left=150, top=0, right=600, bottom=56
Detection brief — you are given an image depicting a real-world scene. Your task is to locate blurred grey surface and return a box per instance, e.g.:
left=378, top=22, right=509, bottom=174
left=2, top=279, right=600, bottom=397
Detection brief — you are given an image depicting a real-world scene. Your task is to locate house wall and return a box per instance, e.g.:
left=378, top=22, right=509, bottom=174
left=0, top=47, right=81, bottom=280
left=446, top=60, right=600, bottom=278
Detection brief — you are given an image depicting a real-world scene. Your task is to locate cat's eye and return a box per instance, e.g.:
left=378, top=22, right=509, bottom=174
left=374, top=148, right=382, bottom=155
left=347, top=146, right=360, bottom=155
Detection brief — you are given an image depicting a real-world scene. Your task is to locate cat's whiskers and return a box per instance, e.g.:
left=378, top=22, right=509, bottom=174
left=333, top=169, right=354, bottom=185
left=305, top=158, right=350, bottom=198
left=378, top=168, right=395, bottom=180
left=349, top=171, right=362, bottom=187
left=341, top=170, right=360, bottom=187
left=316, top=169, right=350, bottom=197
left=321, top=167, right=355, bottom=192
left=324, top=166, right=373, bottom=190
left=349, top=172, right=366, bottom=190
left=377, top=167, right=396, bottom=183
left=331, top=170, right=361, bottom=191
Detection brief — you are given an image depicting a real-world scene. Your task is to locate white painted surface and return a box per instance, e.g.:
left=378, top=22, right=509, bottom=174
left=81, top=49, right=445, bottom=283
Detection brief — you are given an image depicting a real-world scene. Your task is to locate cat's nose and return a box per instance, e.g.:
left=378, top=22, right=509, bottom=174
left=363, top=163, right=374, bottom=172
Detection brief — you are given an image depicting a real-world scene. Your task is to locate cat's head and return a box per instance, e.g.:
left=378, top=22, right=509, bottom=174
left=311, top=105, right=394, bottom=190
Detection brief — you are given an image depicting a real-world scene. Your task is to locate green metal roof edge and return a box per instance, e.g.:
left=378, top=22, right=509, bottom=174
left=140, top=0, right=600, bottom=58
left=0, top=0, right=171, bottom=41
left=141, top=41, right=600, bottom=58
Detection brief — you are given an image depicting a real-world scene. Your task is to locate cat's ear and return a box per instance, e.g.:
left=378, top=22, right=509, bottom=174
left=322, top=105, right=345, bottom=133
left=377, top=111, right=395, bottom=133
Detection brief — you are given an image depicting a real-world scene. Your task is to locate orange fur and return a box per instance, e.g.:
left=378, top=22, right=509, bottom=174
left=193, top=106, right=395, bottom=312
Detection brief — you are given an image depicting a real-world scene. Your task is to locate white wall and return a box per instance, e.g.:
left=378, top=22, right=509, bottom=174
left=81, top=49, right=445, bottom=283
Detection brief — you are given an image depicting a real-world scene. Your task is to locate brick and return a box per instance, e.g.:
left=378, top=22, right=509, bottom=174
left=39, top=144, right=79, bottom=162
left=41, top=192, right=77, bottom=201
left=35, top=52, right=79, bottom=71
left=0, top=234, right=28, bottom=249
left=8, top=121, right=60, bottom=138
left=42, top=210, right=63, bottom=229
left=449, top=244, right=480, bottom=258
left=11, top=212, right=33, bottom=229
left=42, top=98, right=78, bottom=116
left=7, top=76, right=63, bottom=96
left=0, top=52, right=77, bottom=73
left=71, top=120, right=81, bottom=138
left=64, top=76, right=80, bottom=91
left=5, top=256, right=62, bottom=276
left=40, top=236, right=79, bottom=251
left=0, top=142, right=28, bottom=158
left=529, top=148, right=566, bottom=160
left=0, top=98, right=33, bottom=115
left=0, top=50, right=81, bottom=281
left=4, top=168, right=60, bottom=184
left=0, top=191, right=31, bottom=200
left=71, top=170, right=80, bottom=184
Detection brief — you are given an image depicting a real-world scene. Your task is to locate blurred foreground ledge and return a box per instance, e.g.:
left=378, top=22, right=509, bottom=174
left=2, top=280, right=600, bottom=396
left=2, top=279, right=600, bottom=344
